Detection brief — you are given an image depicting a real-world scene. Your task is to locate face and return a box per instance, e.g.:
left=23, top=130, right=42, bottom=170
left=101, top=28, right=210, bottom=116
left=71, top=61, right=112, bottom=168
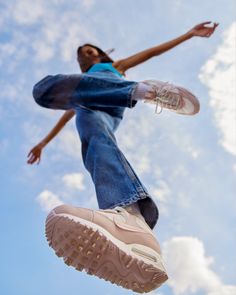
left=81, top=45, right=99, bottom=58
left=77, top=45, right=101, bottom=72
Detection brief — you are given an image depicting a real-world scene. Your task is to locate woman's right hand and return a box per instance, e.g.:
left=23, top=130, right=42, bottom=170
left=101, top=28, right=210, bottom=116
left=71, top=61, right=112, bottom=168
left=187, top=22, right=219, bottom=38
left=27, top=142, right=45, bottom=165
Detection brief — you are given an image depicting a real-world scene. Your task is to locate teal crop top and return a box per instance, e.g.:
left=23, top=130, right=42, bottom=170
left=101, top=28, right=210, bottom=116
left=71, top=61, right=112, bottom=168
left=87, top=62, right=123, bottom=78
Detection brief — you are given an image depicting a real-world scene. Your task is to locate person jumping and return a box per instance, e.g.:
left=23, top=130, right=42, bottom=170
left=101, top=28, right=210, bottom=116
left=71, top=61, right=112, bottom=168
left=28, top=21, right=218, bottom=293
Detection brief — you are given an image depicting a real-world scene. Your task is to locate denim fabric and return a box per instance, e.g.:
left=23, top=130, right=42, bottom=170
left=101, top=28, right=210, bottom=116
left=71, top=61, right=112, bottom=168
left=33, top=71, right=137, bottom=110
left=33, top=70, right=159, bottom=229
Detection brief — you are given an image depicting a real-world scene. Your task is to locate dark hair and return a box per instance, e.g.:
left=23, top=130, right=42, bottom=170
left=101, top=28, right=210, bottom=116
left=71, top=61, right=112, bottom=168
left=77, top=43, right=114, bottom=64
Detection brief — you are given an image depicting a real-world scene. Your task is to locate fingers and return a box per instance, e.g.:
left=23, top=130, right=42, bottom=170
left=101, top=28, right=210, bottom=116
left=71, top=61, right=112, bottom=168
left=27, top=156, right=35, bottom=164
left=195, top=21, right=219, bottom=31
left=27, top=150, right=33, bottom=157
left=203, top=22, right=219, bottom=29
left=201, top=21, right=212, bottom=26
left=27, top=153, right=39, bottom=164
left=27, top=154, right=33, bottom=164
left=27, top=151, right=34, bottom=162
left=201, top=21, right=219, bottom=29
left=213, top=23, right=219, bottom=30
left=206, top=23, right=219, bottom=37
left=27, top=146, right=42, bottom=165
left=196, top=21, right=211, bottom=29
left=37, top=156, right=41, bottom=165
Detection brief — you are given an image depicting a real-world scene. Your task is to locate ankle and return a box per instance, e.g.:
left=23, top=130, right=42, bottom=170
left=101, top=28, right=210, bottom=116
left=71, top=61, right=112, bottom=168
left=132, top=83, right=155, bottom=101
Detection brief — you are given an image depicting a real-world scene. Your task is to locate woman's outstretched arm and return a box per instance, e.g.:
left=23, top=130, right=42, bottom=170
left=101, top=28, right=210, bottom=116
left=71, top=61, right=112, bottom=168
left=27, top=109, right=75, bottom=165
left=113, top=21, right=219, bottom=73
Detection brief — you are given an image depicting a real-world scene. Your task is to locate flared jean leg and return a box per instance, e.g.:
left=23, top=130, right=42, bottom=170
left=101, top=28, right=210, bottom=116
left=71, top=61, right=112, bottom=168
left=33, top=71, right=159, bottom=228
left=33, top=72, right=138, bottom=110
left=75, top=106, right=158, bottom=229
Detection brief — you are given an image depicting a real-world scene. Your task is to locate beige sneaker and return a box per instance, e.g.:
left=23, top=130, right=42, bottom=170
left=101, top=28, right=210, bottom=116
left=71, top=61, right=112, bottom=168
left=45, top=204, right=168, bottom=293
left=143, top=80, right=200, bottom=115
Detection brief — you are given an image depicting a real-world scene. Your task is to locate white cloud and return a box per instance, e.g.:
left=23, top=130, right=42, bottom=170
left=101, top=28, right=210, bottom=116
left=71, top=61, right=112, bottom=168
left=150, top=180, right=171, bottom=216
left=60, top=24, right=84, bottom=62
left=208, top=286, right=236, bottom=295
left=170, top=132, right=201, bottom=159
left=199, top=22, right=236, bottom=156
left=0, top=43, right=16, bottom=66
left=82, top=193, right=97, bottom=209
left=163, top=236, right=236, bottom=295
left=23, top=121, right=46, bottom=145
left=55, top=128, right=81, bottom=159
left=0, top=76, right=26, bottom=103
left=62, top=173, right=85, bottom=190
left=37, top=190, right=63, bottom=212
left=151, top=180, right=171, bottom=203
left=117, top=112, right=157, bottom=176
left=0, top=0, right=97, bottom=66
left=40, top=8, right=97, bottom=63
left=147, top=291, right=164, bottom=295
left=12, top=0, right=45, bottom=25
left=82, top=0, right=95, bottom=10
left=130, top=148, right=151, bottom=175
left=42, top=21, right=61, bottom=44
left=32, top=41, right=55, bottom=62
left=233, top=164, right=236, bottom=173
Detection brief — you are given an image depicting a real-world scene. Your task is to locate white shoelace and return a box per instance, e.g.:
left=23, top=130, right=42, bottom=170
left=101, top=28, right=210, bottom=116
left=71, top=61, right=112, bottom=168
left=153, top=82, right=181, bottom=114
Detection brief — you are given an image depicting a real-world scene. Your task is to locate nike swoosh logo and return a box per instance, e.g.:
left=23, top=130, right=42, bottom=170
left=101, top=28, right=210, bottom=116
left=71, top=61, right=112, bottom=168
left=113, top=216, right=147, bottom=233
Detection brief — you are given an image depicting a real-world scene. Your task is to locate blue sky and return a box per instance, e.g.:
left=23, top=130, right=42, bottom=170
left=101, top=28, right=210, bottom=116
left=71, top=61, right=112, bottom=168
left=0, top=1, right=235, bottom=295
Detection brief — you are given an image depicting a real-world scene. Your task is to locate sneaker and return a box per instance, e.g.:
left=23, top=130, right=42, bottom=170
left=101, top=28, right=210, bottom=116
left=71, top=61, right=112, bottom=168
left=45, top=204, right=168, bottom=293
left=143, top=80, right=200, bottom=115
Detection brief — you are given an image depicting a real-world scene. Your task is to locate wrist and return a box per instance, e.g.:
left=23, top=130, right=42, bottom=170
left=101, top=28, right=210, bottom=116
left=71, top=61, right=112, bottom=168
left=39, top=140, right=47, bottom=148
left=185, top=31, right=194, bottom=39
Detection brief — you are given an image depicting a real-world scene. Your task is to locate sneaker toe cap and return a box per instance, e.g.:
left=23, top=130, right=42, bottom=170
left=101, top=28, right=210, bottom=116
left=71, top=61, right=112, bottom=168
left=178, top=87, right=200, bottom=115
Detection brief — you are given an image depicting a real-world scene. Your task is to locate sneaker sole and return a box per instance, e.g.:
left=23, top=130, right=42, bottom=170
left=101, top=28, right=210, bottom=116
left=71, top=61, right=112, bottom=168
left=45, top=210, right=168, bottom=293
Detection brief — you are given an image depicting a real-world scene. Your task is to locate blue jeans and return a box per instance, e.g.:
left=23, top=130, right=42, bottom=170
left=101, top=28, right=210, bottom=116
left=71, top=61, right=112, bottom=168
left=33, top=71, right=159, bottom=229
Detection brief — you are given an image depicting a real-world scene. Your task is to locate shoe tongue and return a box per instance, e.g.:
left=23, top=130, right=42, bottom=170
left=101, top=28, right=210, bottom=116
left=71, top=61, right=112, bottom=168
left=123, top=206, right=134, bottom=214
left=122, top=206, right=147, bottom=225
left=114, top=206, right=146, bottom=222
left=114, top=207, right=153, bottom=233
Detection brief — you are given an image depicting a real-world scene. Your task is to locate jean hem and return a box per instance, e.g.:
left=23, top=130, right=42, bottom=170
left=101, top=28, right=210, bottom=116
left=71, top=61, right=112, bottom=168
left=127, top=83, right=139, bottom=108
left=104, top=191, right=148, bottom=209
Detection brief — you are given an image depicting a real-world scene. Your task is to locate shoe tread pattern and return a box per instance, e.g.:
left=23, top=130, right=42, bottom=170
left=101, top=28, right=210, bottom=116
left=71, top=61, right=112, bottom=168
left=45, top=213, right=168, bottom=293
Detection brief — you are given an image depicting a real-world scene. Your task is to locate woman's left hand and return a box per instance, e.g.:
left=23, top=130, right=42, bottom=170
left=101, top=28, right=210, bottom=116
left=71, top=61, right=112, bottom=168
left=187, top=21, right=219, bottom=38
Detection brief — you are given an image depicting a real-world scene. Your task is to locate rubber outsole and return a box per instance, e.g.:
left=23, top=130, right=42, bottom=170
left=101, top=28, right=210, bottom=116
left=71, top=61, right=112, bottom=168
left=45, top=211, right=168, bottom=293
